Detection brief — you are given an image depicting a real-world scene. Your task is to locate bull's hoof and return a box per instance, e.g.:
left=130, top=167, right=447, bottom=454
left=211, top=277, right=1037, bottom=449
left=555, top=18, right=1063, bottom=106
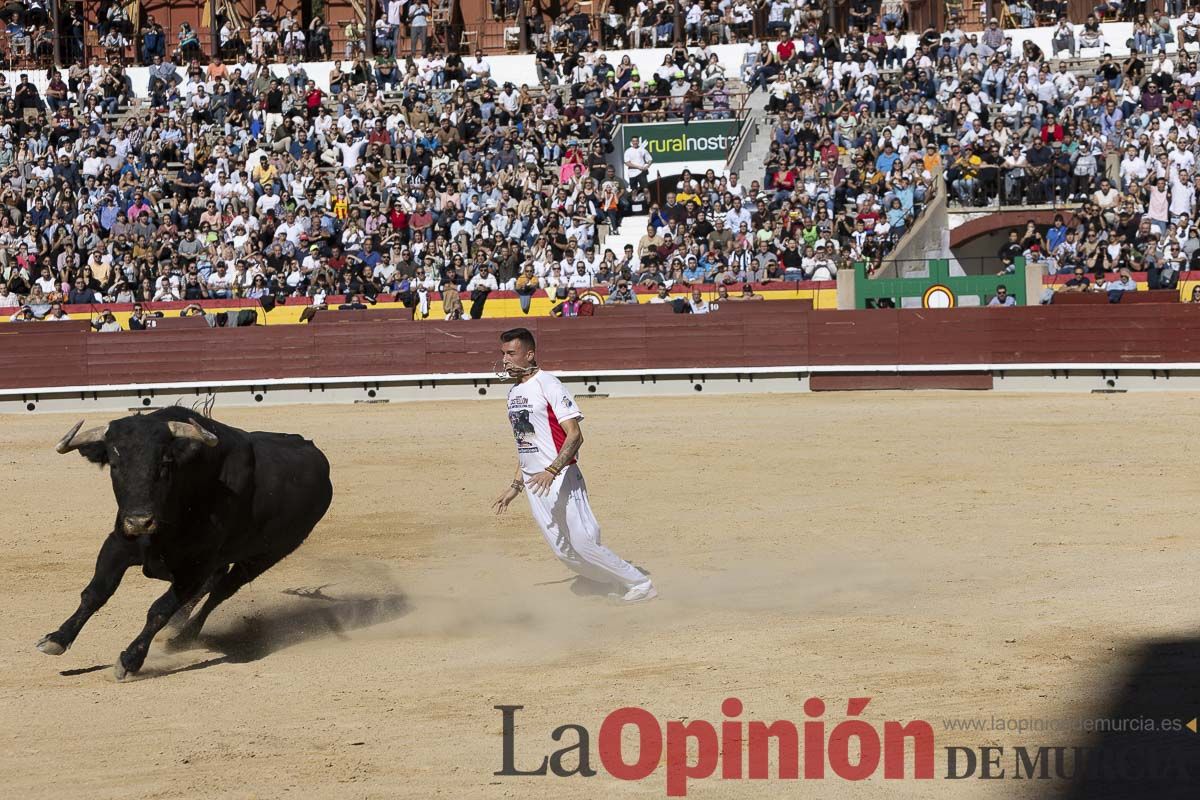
left=36, top=635, right=67, bottom=656
left=113, top=654, right=138, bottom=682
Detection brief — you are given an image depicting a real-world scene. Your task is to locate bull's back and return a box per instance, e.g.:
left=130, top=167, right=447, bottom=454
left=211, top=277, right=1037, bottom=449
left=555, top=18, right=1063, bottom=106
left=248, top=432, right=333, bottom=534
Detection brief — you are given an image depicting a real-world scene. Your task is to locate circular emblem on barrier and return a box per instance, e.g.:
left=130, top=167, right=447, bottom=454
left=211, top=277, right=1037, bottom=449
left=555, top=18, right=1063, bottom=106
left=580, top=291, right=605, bottom=306
left=922, top=284, right=955, bottom=308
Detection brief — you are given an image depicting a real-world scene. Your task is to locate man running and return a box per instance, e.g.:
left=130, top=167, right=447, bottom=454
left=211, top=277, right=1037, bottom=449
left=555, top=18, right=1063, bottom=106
left=491, top=328, right=657, bottom=603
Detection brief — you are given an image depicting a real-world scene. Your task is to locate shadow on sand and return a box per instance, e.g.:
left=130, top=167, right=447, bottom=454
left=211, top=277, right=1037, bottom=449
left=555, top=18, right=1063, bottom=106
left=59, top=586, right=412, bottom=680
left=193, top=584, right=412, bottom=665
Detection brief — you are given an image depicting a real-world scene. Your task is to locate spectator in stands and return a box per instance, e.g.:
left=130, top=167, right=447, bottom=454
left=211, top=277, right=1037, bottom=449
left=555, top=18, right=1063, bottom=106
left=623, top=135, right=653, bottom=195
left=128, top=303, right=164, bottom=330
left=647, top=283, right=674, bottom=304
left=338, top=292, right=376, bottom=310
left=1051, top=17, right=1077, bottom=58
left=90, top=308, right=122, bottom=332
left=44, top=301, right=71, bottom=321
left=988, top=285, right=1017, bottom=306
left=442, top=281, right=464, bottom=320
left=466, top=262, right=498, bottom=319
left=514, top=264, right=541, bottom=314
left=551, top=286, right=586, bottom=316
left=606, top=280, right=639, bottom=304
left=1011, top=1, right=1037, bottom=28
left=1148, top=241, right=1184, bottom=289
left=410, top=1, right=431, bottom=58
left=0, top=282, right=18, bottom=309
left=1060, top=267, right=1094, bottom=294
left=67, top=275, right=102, bottom=305
left=730, top=283, right=765, bottom=301
left=141, top=19, right=165, bottom=65
left=1101, top=268, right=1139, bottom=301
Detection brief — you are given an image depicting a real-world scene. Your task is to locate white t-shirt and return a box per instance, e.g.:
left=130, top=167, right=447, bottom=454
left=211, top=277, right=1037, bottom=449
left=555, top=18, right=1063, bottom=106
left=506, top=370, right=583, bottom=476
left=623, top=144, right=652, bottom=178
left=207, top=270, right=232, bottom=291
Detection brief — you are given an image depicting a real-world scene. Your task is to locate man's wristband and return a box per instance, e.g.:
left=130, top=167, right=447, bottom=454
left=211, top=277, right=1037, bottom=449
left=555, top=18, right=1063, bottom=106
left=545, top=465, right=561, bottom=476
left=510, top=479, right=524, bottom=492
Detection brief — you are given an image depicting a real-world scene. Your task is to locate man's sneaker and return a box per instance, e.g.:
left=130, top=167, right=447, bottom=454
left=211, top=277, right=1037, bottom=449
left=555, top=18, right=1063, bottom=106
left=620, top=580, right=658, bottom=603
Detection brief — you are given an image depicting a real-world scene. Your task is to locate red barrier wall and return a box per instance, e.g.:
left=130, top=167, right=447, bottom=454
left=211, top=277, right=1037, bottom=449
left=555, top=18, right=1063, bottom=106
left=3, top=302, right=1200, bottom=392
left=1049, top=291, right=1179, bottom=305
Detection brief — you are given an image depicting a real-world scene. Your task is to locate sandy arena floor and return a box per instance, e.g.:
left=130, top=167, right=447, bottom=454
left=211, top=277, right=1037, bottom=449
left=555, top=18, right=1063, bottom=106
left=0, top=392, right=1196, bottom=799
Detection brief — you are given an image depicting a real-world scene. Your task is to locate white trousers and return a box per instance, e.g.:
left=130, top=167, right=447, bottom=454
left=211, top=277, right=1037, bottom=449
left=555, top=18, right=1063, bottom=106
left=524, top=465, right=647, bottom=589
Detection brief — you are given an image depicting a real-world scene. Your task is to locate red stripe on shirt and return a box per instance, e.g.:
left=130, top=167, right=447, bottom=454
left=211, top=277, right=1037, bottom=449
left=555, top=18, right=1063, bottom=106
left=546, top=402, right=577, bottom=465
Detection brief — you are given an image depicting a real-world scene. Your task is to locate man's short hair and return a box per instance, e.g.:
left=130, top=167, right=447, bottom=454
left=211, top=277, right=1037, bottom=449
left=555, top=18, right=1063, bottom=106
left=500, top=327, right=536, bottom=351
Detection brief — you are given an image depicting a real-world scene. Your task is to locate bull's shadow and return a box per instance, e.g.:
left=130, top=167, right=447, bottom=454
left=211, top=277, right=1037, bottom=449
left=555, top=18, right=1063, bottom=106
left=167, top=585, right=411, bottom=670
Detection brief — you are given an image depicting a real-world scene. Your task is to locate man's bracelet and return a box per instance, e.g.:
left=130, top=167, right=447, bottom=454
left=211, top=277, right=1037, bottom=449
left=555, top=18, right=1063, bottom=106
left=545, top=465, right=561, bottom=476
left=510, top=480, right=524, bottom=492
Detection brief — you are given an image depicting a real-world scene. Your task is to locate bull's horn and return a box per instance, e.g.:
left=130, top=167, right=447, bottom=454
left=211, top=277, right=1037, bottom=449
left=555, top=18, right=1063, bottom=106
left=56, top=420, right=109, bottom=453
left=168, top=420, right=219, bottom=447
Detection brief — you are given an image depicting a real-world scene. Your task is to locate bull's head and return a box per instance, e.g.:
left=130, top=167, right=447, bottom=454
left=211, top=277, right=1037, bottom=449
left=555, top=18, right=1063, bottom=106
left=56, top=417, right=219, bottom=537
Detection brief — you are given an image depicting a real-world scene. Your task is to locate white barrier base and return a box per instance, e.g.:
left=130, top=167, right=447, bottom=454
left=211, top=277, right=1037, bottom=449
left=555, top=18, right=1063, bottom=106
left=3, top=365, right=1200, bottom=413
left=990, top=368, right=1187, bottom=393
left=0, top=372, right=810, bottom=414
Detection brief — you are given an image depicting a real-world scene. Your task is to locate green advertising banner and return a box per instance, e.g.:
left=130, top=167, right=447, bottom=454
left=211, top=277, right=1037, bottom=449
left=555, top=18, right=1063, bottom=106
left=621, top=119, right=742, bottom=165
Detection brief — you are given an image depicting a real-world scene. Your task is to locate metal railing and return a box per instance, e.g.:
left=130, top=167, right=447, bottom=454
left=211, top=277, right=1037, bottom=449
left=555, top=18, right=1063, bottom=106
left=725, top=111, right=759, bottom=176
left=15, top=24, right=439, bottom=70
left=943, top=167, right=1091, bottom=210
left=883, top=256, right=1024, bottom=278
left=0, top=30, right=80, bottom=70
left=599, top=88, right=753, bottom=124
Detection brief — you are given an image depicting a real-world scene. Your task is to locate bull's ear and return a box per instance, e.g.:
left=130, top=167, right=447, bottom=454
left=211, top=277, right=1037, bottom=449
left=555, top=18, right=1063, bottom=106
left=77, top=442, right=108, bottom=466
left=218, top=443, right=255, bottom=496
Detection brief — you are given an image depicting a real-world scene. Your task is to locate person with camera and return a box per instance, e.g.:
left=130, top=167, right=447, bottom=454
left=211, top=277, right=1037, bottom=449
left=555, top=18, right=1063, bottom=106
left=128, top=303, right=165, bottom=330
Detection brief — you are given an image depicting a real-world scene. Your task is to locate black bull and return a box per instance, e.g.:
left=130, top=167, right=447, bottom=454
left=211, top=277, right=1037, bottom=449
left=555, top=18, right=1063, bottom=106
left=37, top=406, right=333, bottom=680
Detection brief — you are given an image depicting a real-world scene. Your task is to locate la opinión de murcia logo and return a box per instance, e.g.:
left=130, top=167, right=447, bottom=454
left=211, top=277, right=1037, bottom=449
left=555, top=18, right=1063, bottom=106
left=495, top=697, right=936, bottom=796
left=495, top=701, right=1199, bottom=794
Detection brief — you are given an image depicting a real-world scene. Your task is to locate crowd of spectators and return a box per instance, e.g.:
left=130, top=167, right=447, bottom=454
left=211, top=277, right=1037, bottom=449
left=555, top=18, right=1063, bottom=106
left=741, top=1, right=1200, bottom=280
left=735, top=2, right=939, bottom=276
left=0, top=0, right=765, bottom=325
left=882, top=4, right=1200, bottom=286
left=939, top=10, right=1200, bottom=210
left=6, top=1, right=1200, bottom=328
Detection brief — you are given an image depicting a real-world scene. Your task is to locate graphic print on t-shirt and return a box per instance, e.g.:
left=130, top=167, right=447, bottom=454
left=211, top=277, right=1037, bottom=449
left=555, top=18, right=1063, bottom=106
left=507, top=371, right=584, bottom=475
left=508, top=396, right=539, bottom=454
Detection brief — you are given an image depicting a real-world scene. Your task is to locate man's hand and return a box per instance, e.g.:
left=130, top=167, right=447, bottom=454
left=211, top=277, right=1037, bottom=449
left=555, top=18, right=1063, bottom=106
left=527, top=470, right=557, bottom=496
left=492, top=484, right=521, bottom=515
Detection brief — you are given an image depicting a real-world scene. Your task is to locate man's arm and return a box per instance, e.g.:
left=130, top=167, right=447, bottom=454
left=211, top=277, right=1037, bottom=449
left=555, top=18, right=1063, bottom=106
left=492, top=461, right=525, bottom=515
left=545, top=418, right=583, bottom=476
